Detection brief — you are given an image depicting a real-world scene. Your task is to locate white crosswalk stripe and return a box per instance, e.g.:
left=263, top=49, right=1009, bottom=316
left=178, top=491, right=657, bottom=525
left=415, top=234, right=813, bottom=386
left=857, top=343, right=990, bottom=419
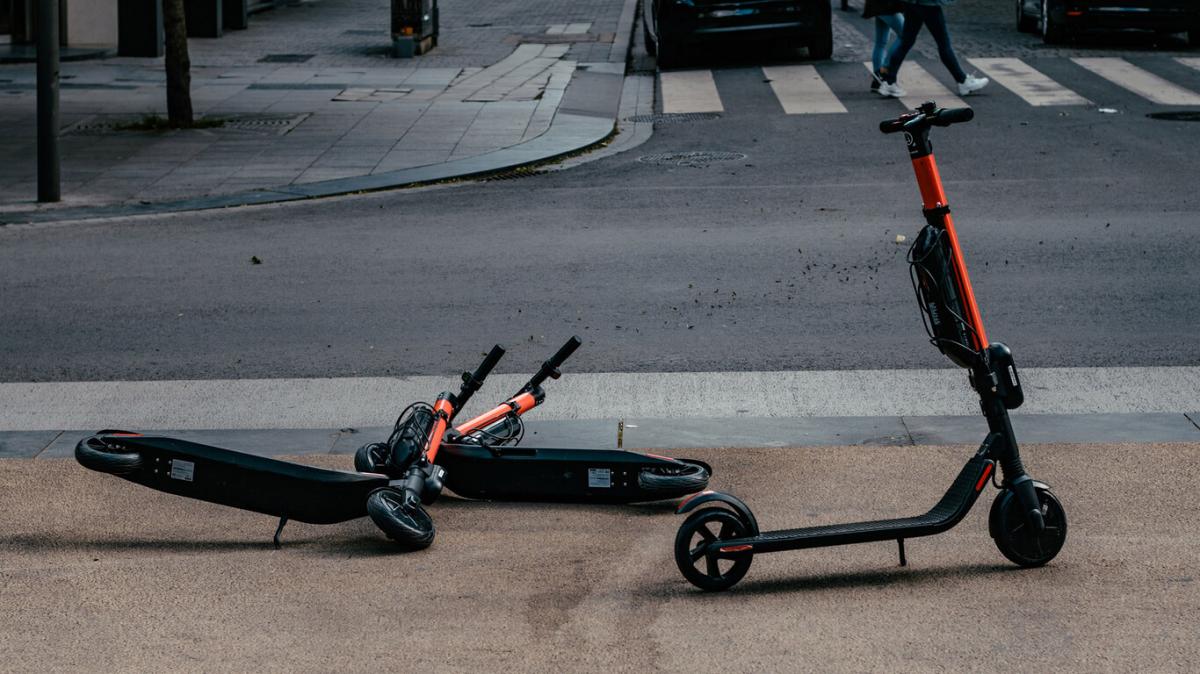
left=659, top=70, right=724, bottom=113
left=864, top=61, right=967, bottom=109
left=968, top=57, right=1089, bottom=106
left=1072, top=57, right=1200, bottom=106
left=657, top=57, right=1200, bottom=117
left=762, top=65, right=847, bottom=114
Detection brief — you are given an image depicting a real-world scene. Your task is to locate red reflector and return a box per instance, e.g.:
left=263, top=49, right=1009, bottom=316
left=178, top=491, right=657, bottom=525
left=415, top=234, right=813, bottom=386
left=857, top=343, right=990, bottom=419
left=719, top=544, right=753, bottom=553
left=975, top=464, right=994, bottom=492
left=1066, top=10, right=1083, bottom=16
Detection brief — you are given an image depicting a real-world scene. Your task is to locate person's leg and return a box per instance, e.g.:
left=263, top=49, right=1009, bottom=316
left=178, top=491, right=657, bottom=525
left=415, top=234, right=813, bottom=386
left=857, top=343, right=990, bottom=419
left=923, top=5, right=967, bottom=83
left=881, top=6, right=923, bottom=84
left=879, top=12, right=904, bottom=73
left=872, top=18, right=890, bottom=74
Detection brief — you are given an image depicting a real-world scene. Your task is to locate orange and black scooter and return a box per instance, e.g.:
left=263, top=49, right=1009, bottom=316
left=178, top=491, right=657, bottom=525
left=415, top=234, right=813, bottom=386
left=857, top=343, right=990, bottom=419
left=672, top=102, right=1068, bottom=591
left=355, top=337, right=711, bottom=511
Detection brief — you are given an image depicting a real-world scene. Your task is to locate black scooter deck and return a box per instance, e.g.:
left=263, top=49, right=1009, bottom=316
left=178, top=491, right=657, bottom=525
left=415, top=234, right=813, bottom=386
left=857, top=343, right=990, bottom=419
left=108, top=436, right=388, bottom=524
left=437, top=443, right=711, bottom=503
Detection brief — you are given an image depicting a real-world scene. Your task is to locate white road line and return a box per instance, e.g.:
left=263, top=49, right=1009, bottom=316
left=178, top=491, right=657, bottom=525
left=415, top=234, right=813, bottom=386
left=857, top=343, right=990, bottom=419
left=1177, top=57, right=1200, bottom=73
left=1072, top=57, right=1200, bottom=106
left=968, top=57, right=1089, bottom=106
left=546, top=24, right=566, bottom=35
left=659, top=70, right=724, bottom=114
left=564, top=22, right=591, bottom=34
left=2, top=367, right=1197, bottom=431
left=865, top=61, right=967, bottom=110
left=762, top=65, right=847, bottom=114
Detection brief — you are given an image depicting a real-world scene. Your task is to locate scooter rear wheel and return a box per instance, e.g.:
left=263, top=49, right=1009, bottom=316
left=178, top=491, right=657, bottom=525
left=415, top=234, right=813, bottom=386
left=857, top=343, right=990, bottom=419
left=75, top=434, right=143, bottom=475
left=354, top=442, right=390, bottom=474
left=675, top=508, right=753, bottom=591
left=989, top=487, right=1067, bottom=567
left=366, top=487, right=436, bottom=550
left=638, top=460, right=709, bottom=495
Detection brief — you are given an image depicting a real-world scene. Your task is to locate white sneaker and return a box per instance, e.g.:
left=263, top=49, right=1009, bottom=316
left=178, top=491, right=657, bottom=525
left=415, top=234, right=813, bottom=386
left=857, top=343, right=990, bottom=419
left=878, top=81, right=906, bottom=98
left=958, top=74, right=989, bottom=96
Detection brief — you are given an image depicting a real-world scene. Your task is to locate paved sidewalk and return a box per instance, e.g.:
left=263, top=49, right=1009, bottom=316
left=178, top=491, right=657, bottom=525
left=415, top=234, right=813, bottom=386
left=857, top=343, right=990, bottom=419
left=0, top=0, right=632, bottom=217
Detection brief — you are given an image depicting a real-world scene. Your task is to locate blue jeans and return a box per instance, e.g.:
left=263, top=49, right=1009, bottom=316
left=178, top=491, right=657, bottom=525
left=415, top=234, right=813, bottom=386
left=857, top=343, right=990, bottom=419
left=872, top=13, right=904, bottom=76
left=882, top=3, right=967, bottom=85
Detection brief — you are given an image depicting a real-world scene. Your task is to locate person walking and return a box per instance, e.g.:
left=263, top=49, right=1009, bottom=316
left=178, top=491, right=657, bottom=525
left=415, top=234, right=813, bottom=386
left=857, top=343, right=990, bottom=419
left=863, top=0, right=905, bottom=93
left=876, top=0, right=988, bottom=99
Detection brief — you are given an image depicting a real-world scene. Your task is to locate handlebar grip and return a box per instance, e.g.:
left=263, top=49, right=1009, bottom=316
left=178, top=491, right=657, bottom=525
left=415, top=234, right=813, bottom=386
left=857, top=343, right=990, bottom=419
left=546, top=336, right=582, bottom=371
left=471, top=344, right=506, bottom=384
left=879, top=117, right=909, bottom=134
left=931, top=106, right=974, bottom=126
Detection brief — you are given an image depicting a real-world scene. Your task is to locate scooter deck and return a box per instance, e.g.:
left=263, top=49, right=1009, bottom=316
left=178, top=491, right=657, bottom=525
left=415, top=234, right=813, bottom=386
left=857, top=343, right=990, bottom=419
left=436, top=443, right=711, bottom=503
left=111, top=436, right=388, bottom=524
left=719, top=456, right=991, bottom=553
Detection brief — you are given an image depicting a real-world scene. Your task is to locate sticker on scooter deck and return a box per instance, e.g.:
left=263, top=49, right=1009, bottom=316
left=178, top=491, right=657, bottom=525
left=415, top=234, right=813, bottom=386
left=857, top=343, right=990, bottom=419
left=170, top=459, right=195, bottom=482
left=587, top=468, right=612, bottom=488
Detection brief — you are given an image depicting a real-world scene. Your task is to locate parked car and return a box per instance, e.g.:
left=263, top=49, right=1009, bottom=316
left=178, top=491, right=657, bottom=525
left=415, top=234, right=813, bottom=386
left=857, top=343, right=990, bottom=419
left=1016, top=0, right=1200, bottom=45
left=643, top=0, right=834, bottom=68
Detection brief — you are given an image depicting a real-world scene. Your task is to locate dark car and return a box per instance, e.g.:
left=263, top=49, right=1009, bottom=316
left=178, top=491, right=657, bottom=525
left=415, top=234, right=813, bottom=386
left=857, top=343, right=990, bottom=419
left=1016, top=0, right=1200, bottom=45
left=643, top=0, right=834, bottom=68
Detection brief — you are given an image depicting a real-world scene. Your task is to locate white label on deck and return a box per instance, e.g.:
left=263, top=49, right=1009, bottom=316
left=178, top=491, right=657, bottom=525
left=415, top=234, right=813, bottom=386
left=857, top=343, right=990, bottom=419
left=762, top=65, right=847, bottom=114
left=968, top=57, right=1089, bottom=106
left=660, top=70, right=724, bottom=114
left=587, top=468, right=612, bottom=488
left=1072, top=58, right=1200, bottom=106
left=170, top=459, right=195, bottom=482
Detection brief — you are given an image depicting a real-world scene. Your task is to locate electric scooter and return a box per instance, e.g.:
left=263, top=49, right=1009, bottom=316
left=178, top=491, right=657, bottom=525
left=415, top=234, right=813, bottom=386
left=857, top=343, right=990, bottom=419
left=75, top=346, right=507, bottom=550
left=354, top=337, right=712, bottom=504
left=672, top=102, right=1068, bottom=591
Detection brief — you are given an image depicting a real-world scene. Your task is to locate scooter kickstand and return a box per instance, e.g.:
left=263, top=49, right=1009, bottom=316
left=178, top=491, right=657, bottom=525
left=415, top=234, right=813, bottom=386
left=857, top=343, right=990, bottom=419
left=274, top=516, right=288, bottom=549
left=897, top=538, right=907, bottom=567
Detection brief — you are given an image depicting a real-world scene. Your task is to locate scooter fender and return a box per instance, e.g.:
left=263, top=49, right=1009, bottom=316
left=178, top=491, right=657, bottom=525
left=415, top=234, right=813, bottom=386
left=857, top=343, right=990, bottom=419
left=675, top=490, right=760, bottom=536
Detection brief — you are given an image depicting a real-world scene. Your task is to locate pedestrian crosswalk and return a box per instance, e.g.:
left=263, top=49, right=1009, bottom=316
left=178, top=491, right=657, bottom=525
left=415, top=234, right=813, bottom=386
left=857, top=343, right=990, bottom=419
left=658, top=57, right=1200, bottom=116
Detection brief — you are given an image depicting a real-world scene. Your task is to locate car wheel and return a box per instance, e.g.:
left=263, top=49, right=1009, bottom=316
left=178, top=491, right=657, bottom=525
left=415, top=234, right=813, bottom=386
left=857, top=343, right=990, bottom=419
left=808, top=27, right=833, bottom=60
left=657, top=31, right=679, bottom=69
left=1040, top=0, right=1066, bottom=44
left=1189, top=29, right=1199, bottom=48
left=1016, top=0, right=1036, bottom=32
left=643, top=14, right=657, bottom=56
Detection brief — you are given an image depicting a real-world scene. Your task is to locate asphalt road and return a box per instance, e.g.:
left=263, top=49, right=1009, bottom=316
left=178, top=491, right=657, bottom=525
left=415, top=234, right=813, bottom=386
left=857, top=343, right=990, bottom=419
left=2, top=10, right=1199, bottom=381
left=2, top=443, right=1197, bottom=670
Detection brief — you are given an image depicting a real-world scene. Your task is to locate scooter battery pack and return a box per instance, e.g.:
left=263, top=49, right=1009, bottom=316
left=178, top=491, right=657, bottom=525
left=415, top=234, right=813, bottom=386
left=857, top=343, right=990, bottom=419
left=909, top=224, right=976, bottom=368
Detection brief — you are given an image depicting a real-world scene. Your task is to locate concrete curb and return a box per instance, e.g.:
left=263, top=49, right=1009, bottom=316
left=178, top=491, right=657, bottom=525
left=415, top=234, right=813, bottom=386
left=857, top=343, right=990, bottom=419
left=0, top=78, right=622, bottom=226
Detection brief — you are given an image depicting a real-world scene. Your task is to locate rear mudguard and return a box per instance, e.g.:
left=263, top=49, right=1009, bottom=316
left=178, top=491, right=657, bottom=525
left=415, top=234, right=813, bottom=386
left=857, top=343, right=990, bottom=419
left=436, top=443, right=711, bottom=504
left=675, top=490, right=760, bottom=536
left=78, top=433, right=388, bottom=524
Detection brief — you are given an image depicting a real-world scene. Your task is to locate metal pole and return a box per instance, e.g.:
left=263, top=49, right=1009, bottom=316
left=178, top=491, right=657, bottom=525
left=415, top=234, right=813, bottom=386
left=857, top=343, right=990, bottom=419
left=36, top=0, right=61, bottom=202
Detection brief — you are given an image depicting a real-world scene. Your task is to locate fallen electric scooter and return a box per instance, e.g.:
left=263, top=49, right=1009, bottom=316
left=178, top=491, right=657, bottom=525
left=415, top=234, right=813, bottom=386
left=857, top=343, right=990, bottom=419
left=354, top=336, right=712, bottom=504
left=75, top=346, right=507, bottom=549
left=672, top=102, right=1068, bottom=591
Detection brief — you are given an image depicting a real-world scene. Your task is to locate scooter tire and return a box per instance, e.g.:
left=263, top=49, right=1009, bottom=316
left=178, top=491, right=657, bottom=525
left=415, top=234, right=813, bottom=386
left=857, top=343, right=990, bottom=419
left=989, top=486, right=1067, bottom=567
left=638, top=460, right=709, bottom=495
left=675, top=507, right=753, bottom=591
left=366, top=487, right=436, bottom=550
left=354, top=442, right=390, bottom=474
left=75, top=434, right=143, bottom=475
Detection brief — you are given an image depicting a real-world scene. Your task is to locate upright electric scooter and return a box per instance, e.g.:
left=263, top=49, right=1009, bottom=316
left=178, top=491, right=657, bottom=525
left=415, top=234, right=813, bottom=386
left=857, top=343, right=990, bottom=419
left=672, top=102, right=1068, bottom=591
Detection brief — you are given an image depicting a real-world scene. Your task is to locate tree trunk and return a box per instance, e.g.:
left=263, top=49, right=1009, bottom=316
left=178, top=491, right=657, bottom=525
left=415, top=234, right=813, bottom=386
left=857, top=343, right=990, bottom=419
left=162, top=0, right=193, bottom=127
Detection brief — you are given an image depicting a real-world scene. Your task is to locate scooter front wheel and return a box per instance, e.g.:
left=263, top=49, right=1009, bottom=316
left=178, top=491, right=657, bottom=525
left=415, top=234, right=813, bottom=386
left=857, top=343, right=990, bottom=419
left=989, top=487, right=1067, bottom=567
left=674, top=508, right=753, bottom=591
left=75, top=434, right=143, bottom=475
left=366, top=487, right=435, bottom=550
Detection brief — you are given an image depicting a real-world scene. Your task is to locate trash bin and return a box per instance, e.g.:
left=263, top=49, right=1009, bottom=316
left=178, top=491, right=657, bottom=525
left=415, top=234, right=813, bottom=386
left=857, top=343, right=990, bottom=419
left=391, top=0, right=436, bottom=58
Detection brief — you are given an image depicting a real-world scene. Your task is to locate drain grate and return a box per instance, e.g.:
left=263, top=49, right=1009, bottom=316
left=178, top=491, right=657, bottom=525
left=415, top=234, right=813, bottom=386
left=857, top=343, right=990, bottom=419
left=627, top=112, right=721, bottom=124
left=638, top=150, right=746, bottom=168
left=1146, top=111, right=1200, bottom=122
left=258, top=53, right=314, bottom=63
left=62, top=113, right=310, bottom=136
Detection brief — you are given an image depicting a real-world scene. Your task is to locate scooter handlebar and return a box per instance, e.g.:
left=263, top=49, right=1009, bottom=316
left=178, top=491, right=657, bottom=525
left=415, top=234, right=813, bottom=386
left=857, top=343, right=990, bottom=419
left=521, top=336, right=582, bottom=394
left=880, top=102, right=973, bottom=134
left=453, top=344, right=506, bottom=416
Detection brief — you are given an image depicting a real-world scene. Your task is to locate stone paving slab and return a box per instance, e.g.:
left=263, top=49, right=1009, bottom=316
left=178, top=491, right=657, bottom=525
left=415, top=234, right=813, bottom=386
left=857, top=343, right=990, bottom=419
left=0, top=0, right=631, bottom=218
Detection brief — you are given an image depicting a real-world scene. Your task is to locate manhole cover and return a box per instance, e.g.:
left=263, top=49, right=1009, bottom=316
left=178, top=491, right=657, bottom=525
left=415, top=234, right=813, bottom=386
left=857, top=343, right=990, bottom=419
left=627, top=112, right=721, bottom=124
left=259, top=53, right=314, bottom=63
left=1146, top=111, right=1200, bottom=122
left=638, top=151, right=746, bottom=167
